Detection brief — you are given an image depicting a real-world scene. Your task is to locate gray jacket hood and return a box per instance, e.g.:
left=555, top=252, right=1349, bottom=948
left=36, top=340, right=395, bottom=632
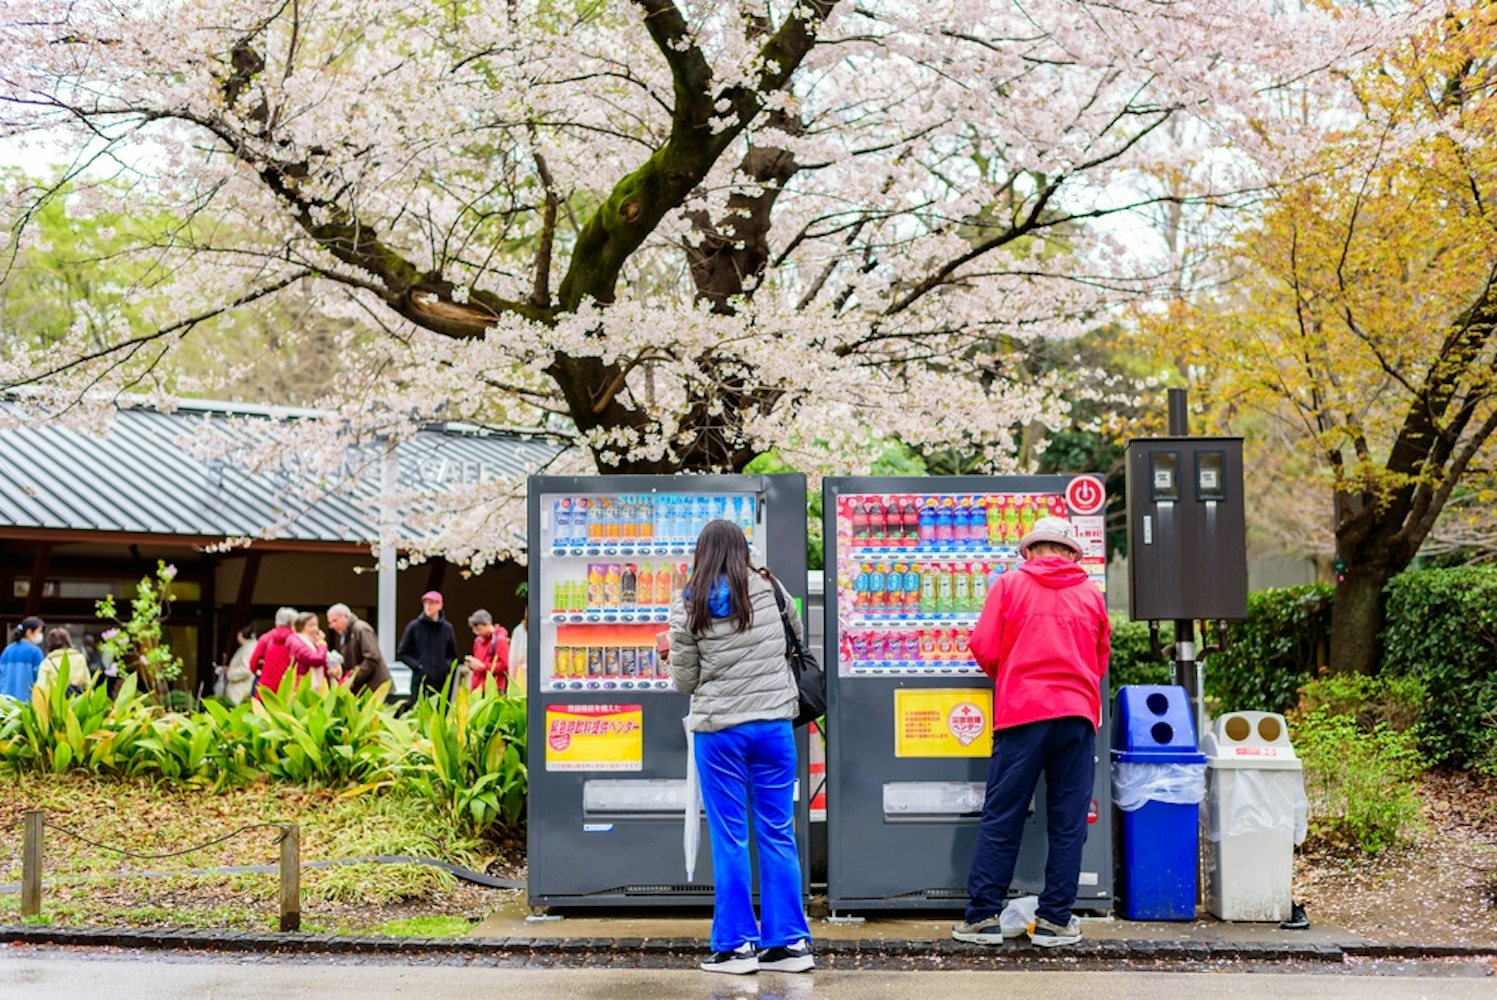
left=668, top=572, right=802, bottom=733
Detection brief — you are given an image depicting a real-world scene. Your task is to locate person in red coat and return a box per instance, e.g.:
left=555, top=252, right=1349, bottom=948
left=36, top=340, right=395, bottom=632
left=464, top=609, right=510, bottom=693
left=247, top=607, right=298, bottom=696
left=952, top=516, right=1110, bottom=949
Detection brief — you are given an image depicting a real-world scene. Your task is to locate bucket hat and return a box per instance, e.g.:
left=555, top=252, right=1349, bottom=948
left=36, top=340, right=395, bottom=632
left=1019, top=516, right=1083, bottom=558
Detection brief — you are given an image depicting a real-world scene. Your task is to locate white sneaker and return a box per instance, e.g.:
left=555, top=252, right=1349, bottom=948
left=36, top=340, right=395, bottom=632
left=701, top=942, right=759, bottom=974
left=757, top=938, right=814, bottom=972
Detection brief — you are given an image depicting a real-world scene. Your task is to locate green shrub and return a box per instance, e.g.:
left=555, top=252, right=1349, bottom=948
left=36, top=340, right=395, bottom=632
left=1291, top=706, right=1425, bottom=853
left=0, top=674, right=531, bottom=840
left=226, top=675, right=408, bottom=787
left=394, top=682, right=528, bottom=837
left=1296, top=673, right=1425, bottom=734
left=0, top=672, right=158, bottom=775
left=1380, top=566, right=1497, bottom=773
left=1107, top=615, right=1172, bottom=696
left=1205, top=584, right=1333, bottom=714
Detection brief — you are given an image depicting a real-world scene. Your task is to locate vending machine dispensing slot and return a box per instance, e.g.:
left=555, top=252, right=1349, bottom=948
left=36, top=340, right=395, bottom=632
left=582, top=779, right=694, bottom=818
left=882, top=781, right=987, bottom=821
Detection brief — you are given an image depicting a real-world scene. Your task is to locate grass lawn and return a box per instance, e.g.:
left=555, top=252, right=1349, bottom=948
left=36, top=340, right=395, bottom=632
left=0, top=774, right=521, bottom=935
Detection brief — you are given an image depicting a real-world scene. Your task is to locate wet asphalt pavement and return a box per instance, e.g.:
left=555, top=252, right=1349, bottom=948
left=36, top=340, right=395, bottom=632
left=0, top=947, right=1492, bottom=1000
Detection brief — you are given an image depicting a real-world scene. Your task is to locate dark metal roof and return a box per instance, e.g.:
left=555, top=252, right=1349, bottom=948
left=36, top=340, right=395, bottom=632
left=0, top=400, right=562, bottom=545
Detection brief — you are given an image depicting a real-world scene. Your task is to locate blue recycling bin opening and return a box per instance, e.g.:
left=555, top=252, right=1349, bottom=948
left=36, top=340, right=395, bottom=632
left=1112, top=685, right=1206, bottom=921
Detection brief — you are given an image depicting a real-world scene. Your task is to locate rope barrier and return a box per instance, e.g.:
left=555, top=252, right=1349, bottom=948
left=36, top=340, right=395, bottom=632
left=0, top=855, right=524, bottom=894
left=39, top=820, right=285, bottom=860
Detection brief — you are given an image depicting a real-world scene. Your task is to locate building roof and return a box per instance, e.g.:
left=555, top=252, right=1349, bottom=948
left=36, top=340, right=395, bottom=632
left=0, top=399, right=562, bottom=549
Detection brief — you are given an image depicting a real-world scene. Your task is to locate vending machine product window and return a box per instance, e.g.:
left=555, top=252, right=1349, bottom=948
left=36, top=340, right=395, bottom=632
left=830, top=489, right=1104, bottom=679
left=537, top=490, right=760, bottom=694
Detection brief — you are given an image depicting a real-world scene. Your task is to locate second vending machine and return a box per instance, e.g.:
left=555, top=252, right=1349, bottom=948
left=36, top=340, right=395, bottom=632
left=824, top=475, right=1115, bottom=913
left=526, top=474, right=810, bottom=908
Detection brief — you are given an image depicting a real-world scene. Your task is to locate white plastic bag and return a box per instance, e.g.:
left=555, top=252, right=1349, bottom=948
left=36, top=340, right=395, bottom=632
left=1202, top=768, right=1309, bottom=846
left=1112, top=761, right=1207, bottom=812
left=999, top=895, right=1038, bottom=936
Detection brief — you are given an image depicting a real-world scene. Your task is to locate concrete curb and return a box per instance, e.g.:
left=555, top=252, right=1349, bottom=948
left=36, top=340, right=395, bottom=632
left=2, top=925, right=1493, bottom=964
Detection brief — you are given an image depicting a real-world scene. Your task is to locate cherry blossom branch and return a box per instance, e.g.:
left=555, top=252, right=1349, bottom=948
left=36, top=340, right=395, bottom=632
left=3, top=269, right=312, bottom=388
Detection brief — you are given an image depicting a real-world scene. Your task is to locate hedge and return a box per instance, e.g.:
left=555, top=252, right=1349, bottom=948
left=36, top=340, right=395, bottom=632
left=1107, top=584, right=1332, bottom=716
left=1107, top=567, right=1497, bottom=774
left=1380, top=566, right=1497, bottom=772
left=1204, top=583, right=1333, bottom=714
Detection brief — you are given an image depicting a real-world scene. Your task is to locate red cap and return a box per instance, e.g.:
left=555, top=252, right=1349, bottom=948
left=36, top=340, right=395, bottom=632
left=421, top=591, right=444, bottom=603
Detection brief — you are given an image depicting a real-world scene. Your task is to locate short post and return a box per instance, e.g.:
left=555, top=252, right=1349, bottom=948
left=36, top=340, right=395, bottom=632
left=21, top=810, right=43, bottom=918
left=278, top=824, right=300, bottom=932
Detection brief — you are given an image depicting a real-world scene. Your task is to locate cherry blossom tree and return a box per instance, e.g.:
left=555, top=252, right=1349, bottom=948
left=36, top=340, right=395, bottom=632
left=0, top=0, right=1395, bottom=562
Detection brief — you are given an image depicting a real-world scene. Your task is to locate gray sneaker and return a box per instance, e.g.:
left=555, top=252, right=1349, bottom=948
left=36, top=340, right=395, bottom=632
left=952, top=914, right=1022, bottom=945
left=1029, top=914, right=1082, bottom=948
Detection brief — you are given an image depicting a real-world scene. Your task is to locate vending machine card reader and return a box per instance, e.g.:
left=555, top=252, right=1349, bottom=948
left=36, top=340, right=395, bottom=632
left=1126, top=438, right=1248, bottom=622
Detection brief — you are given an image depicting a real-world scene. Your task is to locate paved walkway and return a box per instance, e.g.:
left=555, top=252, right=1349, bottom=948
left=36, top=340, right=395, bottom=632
left=475, top=897, right=1362, bottom=951
left=1, top=954, right=1494, bottom=1000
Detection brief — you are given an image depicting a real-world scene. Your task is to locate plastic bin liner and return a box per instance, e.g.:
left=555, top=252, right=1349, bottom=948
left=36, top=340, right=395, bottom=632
left=1112, top=761, right=1207, bottom=812
left=1202, top=769, right=1309, bottom=846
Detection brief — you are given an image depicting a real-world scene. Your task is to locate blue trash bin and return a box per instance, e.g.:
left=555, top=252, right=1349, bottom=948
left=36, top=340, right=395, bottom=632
left=1112, top=685, right=1207, bottom=921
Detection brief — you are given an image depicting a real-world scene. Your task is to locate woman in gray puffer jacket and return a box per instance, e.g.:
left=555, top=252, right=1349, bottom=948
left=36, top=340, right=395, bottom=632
left=669, top=519, right=813, bottom=976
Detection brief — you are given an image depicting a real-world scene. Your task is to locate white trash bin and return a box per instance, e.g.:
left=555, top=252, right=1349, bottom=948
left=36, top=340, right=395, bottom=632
left=1201, top=711, right=1308, bottom=922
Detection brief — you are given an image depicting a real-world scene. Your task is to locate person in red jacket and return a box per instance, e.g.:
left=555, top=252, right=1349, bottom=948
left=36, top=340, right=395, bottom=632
left=952, top=516, right=1110, bottom=949
left=247, top=607, right=298, bottom=696
left=464, top=609, right=509, bottom=693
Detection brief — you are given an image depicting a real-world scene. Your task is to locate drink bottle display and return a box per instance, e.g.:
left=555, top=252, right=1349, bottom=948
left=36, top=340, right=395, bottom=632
left=540, top=488, right=764, bottom=691
left=621, top=564, right=637, bottom=608
left=833, top=489, right=1082, bottom=675
left=549, top=491, right=761, bottom=556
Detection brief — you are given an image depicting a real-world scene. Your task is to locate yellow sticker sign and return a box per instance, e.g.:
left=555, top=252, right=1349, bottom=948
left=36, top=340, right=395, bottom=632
left=545, top=704, right=644, bottom=771
left=894, top=689, right=992, bottom=758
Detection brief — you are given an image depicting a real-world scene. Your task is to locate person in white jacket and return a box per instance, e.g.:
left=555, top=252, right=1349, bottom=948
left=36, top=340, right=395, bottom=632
left=507, top=606, right=527, bottom=696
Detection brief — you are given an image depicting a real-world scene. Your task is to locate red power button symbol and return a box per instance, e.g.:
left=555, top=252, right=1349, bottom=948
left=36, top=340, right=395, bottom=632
left=1065, top=476, right=1105, bottom=515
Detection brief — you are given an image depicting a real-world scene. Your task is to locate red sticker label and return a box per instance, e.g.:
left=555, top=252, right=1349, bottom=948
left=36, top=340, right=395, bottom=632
left=1065, top=476, right=1106, bottom=515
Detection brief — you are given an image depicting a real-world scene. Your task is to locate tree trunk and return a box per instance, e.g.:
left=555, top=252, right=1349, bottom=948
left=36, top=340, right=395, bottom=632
left=1326, top=567, right=1388, bottom=675
left=1310, top=552, right=1336, bottom=585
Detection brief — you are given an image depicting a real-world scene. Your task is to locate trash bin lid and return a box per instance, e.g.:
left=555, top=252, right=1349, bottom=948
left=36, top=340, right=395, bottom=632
left=1113, top=750, right=1207, bottom=765
left=1202, top=711, right=1302, bottom=770
left=1113, top=685, right=1199, bottom=753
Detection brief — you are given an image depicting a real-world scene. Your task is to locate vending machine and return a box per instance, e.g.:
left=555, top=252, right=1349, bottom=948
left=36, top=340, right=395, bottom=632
left=823, top=475, right=1115, bottom=913
left=526, top=474, right=810, bottom=908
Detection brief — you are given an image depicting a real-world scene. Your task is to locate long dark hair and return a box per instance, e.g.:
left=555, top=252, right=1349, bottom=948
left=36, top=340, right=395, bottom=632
left=686, top=519, right=761, bottom=635
left=11, top=616, right=43, bottom=643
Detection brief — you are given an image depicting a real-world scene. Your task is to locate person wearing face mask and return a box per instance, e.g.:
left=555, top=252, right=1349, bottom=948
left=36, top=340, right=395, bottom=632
left=0, top=617, right=45, bottom=702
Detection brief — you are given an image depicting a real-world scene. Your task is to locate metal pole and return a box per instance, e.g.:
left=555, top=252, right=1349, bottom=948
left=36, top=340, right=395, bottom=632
left=278, top=823, right=300, bottom=932
left=1166, top=388, right=1201, bottom=722
left=21, top=810, right=42, bottom=918
left=378, top=437, right=398, bottom=669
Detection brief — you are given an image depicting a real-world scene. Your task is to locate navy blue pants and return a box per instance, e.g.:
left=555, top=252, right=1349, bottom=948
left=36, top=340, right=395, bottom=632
left=965, top=717, right=1096, bottom=927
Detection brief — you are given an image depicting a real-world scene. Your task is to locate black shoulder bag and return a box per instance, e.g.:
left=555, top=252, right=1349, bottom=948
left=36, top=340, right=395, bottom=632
left=769, top=579, right=827, bottom=727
